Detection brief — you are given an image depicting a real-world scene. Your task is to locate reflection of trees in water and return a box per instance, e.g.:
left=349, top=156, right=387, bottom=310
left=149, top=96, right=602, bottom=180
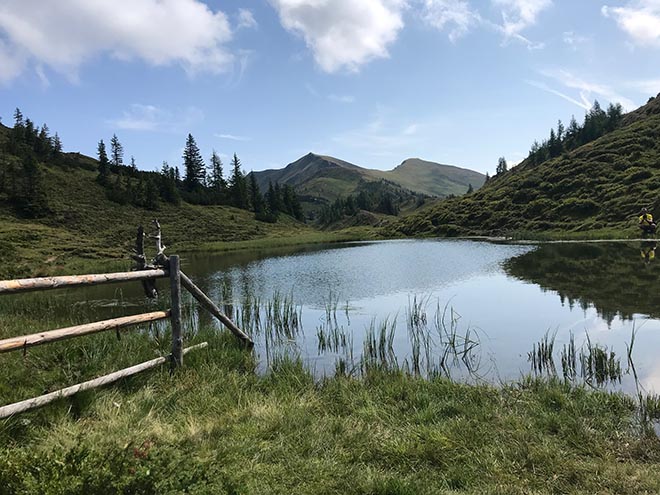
left=504, top=243, right=660, bottom=323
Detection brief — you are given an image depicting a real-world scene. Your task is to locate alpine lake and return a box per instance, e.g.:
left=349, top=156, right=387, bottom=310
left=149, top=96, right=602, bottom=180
left=8, top=239, right=660, bottom=397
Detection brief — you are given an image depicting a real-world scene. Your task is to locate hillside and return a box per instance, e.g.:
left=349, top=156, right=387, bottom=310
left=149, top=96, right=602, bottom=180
left=393, top=94, right=660, bottom=237
left=371, top=158, right=486, bottom=197
left=0, top=123, right=339, bottom=278
left=253, top=153, right=485, bottom=210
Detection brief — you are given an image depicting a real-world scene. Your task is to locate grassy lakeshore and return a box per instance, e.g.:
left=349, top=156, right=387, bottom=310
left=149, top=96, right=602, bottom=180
left=1, top=328, right=660, bottom=494
left=1, top=283, right=660, bottom=495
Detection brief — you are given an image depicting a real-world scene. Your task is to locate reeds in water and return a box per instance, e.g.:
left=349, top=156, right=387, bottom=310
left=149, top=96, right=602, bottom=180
left=529, top=331, right=623, bottom=387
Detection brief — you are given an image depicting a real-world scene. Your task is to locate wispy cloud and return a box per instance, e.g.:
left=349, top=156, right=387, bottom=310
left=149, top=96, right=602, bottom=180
left=108, top=104, right=204, bottom=132
left=530, top=69, right=637, bottom=110
left=306, top=83, right=355, bottom=103
left=493, top=0, right=552, bottom=37
left=331, top=106, right=424, bottom=157
left=236, top=8, right=257, bottom=30
left=626, top=78, right=660, bottom=95
left=215, top=133, right=251, bottom=141
left=562, top=31, right=590, bottom=49
left=327, top=94, right=356, bottom=103
left=420, top=0, right=481, bottom=42
left=526, top=80, right=591, bottom=110
left=602, top=1, right=660, bottom=48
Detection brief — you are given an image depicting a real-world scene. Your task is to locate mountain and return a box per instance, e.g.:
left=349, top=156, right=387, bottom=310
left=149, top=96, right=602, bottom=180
left=0, top=123, right=315, bottom=278
left=253, top=153, right=486, bottom=209
left=372, top=158, right=486, bottom=197
left=393, top=94, right=660, bottom=237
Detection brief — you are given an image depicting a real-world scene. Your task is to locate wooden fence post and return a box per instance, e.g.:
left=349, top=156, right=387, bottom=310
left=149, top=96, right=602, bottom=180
left=169, top=255, right=183, bottom=369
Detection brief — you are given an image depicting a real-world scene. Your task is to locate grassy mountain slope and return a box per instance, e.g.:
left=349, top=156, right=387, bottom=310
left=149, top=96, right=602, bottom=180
left=0, top=124, right=338, bottom=278
left=254, top=153, right=485, bottom=207
left=371, top=158, right=486, bottom=197
left=394, top=94, right=660, bottom=237
left=0, top=161, right=315, bottom=278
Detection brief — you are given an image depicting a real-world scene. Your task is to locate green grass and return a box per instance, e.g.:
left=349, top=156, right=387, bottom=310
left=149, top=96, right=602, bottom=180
left=0, top=161, right=382, bottom=279
left=2, top=333, right=660, bottom=494
left=2, top=291, right=660, bottom=494
left=392, top=96, right=660, bottom=239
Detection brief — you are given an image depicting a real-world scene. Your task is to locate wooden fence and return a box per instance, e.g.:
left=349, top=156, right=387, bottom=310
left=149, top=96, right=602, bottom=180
left=0, top=255, right=253, bottom=419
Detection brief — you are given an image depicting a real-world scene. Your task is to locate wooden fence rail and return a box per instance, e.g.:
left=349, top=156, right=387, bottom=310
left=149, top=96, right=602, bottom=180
left=0, top=342, right=208, bottom=419
left=0, top=253, right=252, bottom=419
left=0, top=311, right=171, bottom=354
left=0, top=270, right=169, bottom=295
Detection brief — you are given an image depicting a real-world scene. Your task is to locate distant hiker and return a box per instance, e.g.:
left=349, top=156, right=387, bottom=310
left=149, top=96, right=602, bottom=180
left=641, top=241, right=657, bottom=264
left=638, top=208, right=657, bottom=236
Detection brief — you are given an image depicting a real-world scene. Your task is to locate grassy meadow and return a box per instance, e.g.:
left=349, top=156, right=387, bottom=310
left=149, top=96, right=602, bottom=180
left=2, top=286, right=660, bottom=494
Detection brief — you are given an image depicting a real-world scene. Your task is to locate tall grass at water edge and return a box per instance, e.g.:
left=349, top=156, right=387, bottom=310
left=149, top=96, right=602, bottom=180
left=2, top=290, right=660, bottom=493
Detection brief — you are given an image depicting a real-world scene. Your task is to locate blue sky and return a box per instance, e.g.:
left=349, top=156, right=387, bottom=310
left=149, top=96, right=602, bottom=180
left=0, top=0, right=659, bottom=175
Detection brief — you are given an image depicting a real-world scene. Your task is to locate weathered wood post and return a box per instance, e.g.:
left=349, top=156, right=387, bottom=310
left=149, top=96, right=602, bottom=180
left=169, top=255, right=183, bottom=369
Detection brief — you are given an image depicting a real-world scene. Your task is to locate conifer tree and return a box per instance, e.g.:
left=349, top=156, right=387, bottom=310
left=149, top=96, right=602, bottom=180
left=496, top=157, right=508, bottom=175
left=97, top=139, right=111, bottom=185
left=228, top=153, right=249, bottom=209
left=182, top=133, right=205, bottom=191
left=209, top=150, right=227, bottom=201
left=52, top=133, right=63, bottom=154
left=160, top=161, right=181, bottom=205
left=110, top=134, right=123, bottom=168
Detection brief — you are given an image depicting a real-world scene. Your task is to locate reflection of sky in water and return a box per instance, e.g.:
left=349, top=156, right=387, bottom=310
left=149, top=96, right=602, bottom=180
left=200, top=240, right=660, bottom=394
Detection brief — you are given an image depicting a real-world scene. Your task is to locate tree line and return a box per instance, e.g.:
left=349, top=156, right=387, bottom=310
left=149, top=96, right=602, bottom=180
left=0, top=109, right=57, bottom=217
left=0, top=107, right=305, bottom=223
left=96, top=132, right=303, bottom=221
left=526, top=100, right=624, bottom=166
left=490, top=100, right=625, bottom=180
left=317, top=180, right=420, bottom=225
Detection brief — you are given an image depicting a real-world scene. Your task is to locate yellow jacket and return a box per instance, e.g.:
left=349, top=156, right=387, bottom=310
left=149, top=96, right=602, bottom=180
left=640, top=213, right=654, bottom=225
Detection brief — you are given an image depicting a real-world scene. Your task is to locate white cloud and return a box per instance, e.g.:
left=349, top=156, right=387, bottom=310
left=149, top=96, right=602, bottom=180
left=269, top=0, right=405, bottom=73
left=0, top=0, right=234, bottom=82
left=109, top=104, right=204, bottom=132
left=492, top=0, right=552, bottom=37
left=534, top=69, right=637, bottom=110
left=420, top=0, right=480, bottom=42
left=602, top=1, right=660, bottom=47
left=215, top=133, right=251, bottom=141
left=237, top=8, right=258, bottom=30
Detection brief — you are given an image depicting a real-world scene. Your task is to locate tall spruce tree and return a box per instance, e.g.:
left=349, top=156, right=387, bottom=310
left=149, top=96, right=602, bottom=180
left=97, top=139, right=111, bottom=185
left=110, top=134, right=123, bottom=168
left=183, top=133, right=205, bottom=191
left=496, top=156, right=508, bottom=175
left=209, top=150, right=227, bottom=201
left=228, top=153, right=249, bottom=209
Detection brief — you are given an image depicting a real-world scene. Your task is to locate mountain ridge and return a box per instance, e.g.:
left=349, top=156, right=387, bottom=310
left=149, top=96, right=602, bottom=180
left=253, top=153, right=486, bottom=210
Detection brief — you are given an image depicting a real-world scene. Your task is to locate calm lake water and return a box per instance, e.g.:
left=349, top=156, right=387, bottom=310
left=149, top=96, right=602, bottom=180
left=9, top=239, right=660, bottom=395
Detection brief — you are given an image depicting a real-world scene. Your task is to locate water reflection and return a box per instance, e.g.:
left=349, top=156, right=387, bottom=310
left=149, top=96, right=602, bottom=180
left=640, top=241, right=657, bottom=265
left=504, top=242, right=660, bottom=322
left=6, top=239, right=660, bottom=399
